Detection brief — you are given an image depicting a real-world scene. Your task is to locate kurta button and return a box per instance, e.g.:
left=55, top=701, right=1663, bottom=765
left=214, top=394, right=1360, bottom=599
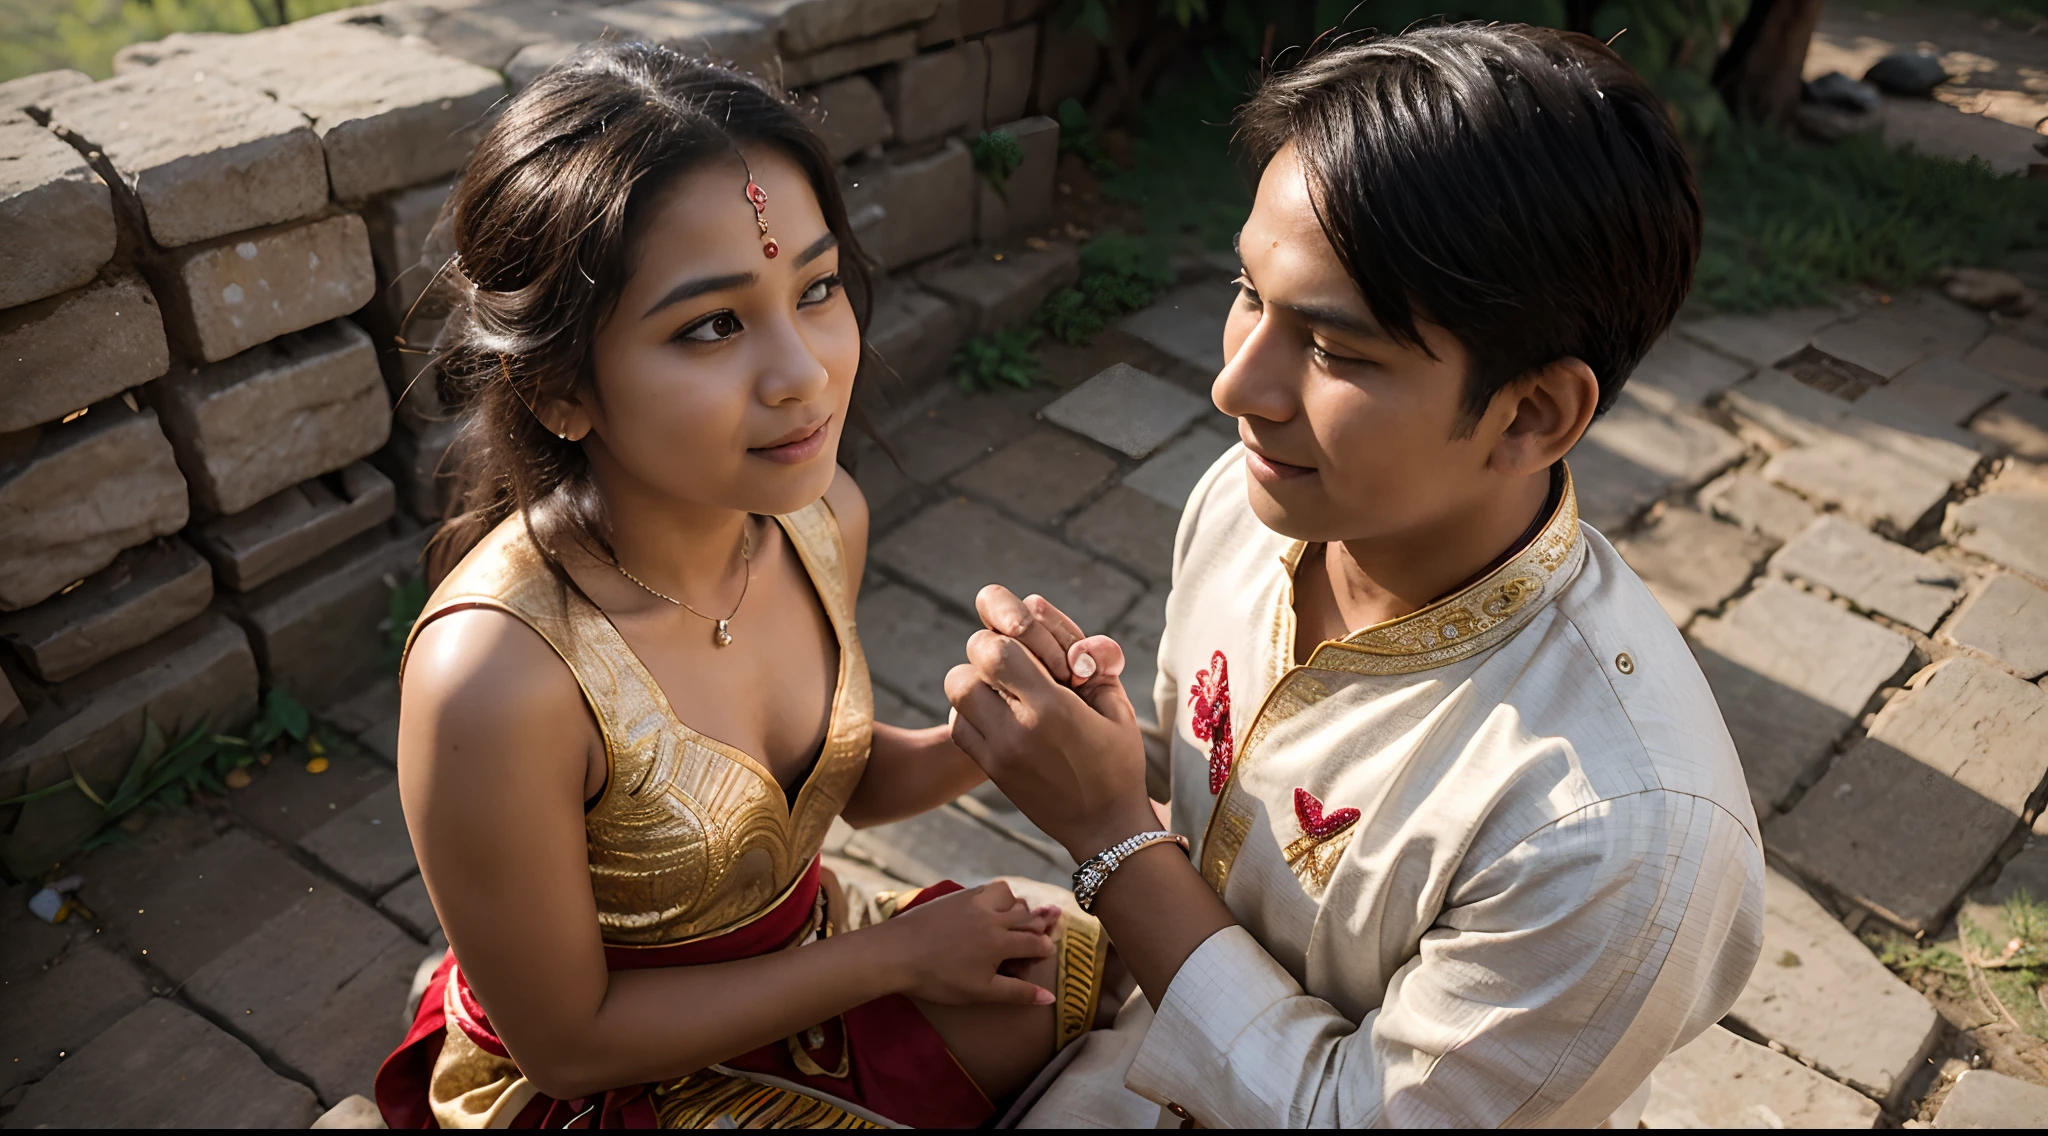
left=1615, top=652, right=1635, bottom=675
left=1167, top=1101, right=1193, bottom=1121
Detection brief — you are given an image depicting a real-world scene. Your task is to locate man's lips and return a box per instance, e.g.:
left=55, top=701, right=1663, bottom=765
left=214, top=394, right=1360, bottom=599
left=1242, top=440, right=1315, bottom=481
left=750, top=419, right=830, bottom=463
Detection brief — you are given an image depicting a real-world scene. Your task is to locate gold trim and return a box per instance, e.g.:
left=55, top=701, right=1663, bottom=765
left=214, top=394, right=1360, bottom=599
left=652, top=1068, right=883, bottom=1129
left=1053, top=911, right=1108, bottom=1051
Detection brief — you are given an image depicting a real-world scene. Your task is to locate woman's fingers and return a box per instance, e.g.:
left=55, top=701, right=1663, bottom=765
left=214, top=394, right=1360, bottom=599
left=1002, top=928, right=1058, bottom=960
left=966, top=630, right=1059, bottom=701
left=944, top=665, right=1016, bottom=754
left=976, top=585, right=1071, bottom=683
left=988, top=976, right=1057, bottom=1006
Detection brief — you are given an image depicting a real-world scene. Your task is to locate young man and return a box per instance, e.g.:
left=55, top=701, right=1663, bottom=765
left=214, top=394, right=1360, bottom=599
left=944, top=24, right=1765, bottom=1128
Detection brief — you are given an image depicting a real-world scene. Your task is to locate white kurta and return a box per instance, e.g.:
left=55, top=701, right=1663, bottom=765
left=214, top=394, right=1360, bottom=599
left=1022, top=451, right=1765, bottom=1129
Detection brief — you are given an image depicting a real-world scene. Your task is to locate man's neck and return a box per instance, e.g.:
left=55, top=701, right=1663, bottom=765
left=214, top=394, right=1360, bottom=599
left=1293, top=468, right=1557, bottom=655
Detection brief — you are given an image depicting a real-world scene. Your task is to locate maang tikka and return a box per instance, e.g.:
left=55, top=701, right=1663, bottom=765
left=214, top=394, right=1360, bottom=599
left=740, top=156, right=778, bottom=259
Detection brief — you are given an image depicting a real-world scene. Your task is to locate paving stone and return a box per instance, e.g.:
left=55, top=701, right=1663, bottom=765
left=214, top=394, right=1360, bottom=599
left=1771, top=515, right=1965, bottom=633
left=1688, top=579, right=1913, bottom=815
left=843, top=801, right=1069, bottom=887
left=1856, top=355, right=2014, bottom=435
left=313, top=1094, right=388, bottom=1129
left=151, top=320, right=391, bottom=516
left=0, top=68, right=90, bottom=121
left=881, top=40, right=986, bottom=145
left=0, top=937, right=152, bottom=1095
left=184, top=887, right=416, bottom=1105
left=0, top=399, right=187, bottom=611
left=846, top=138, right=973, bottom=269
left=974, top=114, right=1058, bottom=242
left=804, top=75, right=892, bottom=162
left=878, top=497, right=1141, bottom=632
left=150, top=214, right=378, bottom=364
left=920, top=242, right=1078, bottom=333
left=1042, top=363, right=1208, bottom=459
left=1726, top=367, right=1984, bottom=485
left=1676, top=306, right=1841, bottom=370
left=360, top=179, right=453, bottom=328
left=1726, top=869, right=1939, bottom=1105
left=951, top=426, right=1116, bottom=522
left=1972, top=393, right=2048, bottom=461
left=1630, top=332, right=1753, bottom=407
left=856, top=581, right=979, bottom=716
left=1112, top=586, right=1167, bottom=727
left=1765, top=437, right=1955, bottom=534
left=865, top=280, right=965, bottom=395
left=1118, top=282, right=1235, bottom=376
left=733, top=0, right=939, bottom=55
left=231, top=744, right=396, bottom=846
left=299, top=781, right=416, bottom=895
left=1613, top=507, right=1772, bottom=626
left=871, top=680, right=940, bottom=729
left=44, top=69, right=326, bottom=248
left=0, top=539, right=212, bottom=683
left=322, top=674, right=400, bottom=743
left=1943, top=573, right=2048, bottom=679
left=1934, top=1069, right=2048, bottom=1127
left=1769, top=657, right=2048, bottom=932
left=0, top=272, right=170, bottom=434
left=782, top=29, right=920, bottom=87
left=884, top=385, right=1044, bottom=482
left=1031, top=17, right=1100, bottom=115
left=98, top=828, right=331, bottom=982
left=1699, top=471, right=1818, bottom=545
left=1963, top=332, right=2048, bottom=394
left=4, top=998, right=320, bottom=1127
left=0, top=119, right=114, bottom=310
left=1946, top=487, right=2048, bottom=582
left=1640, top=1024, right=1881, bottom=1128
left=225, top=526, right=430, bottom=707
left=1810, top=294, right=1988, bottom=378
left=1119, top=426, right=1233, bottom=512
left=1568, top=386, right=1746, bottom=532
left=1068, top=485, right=1181, bottom=584
left=191, top=463, right=397, bottom=594
left=378, top=872, right=439, bottom=940
left=916, top=0, right=1005, bottom=45
left=982, top=25, right=1038, bottom=123
left=375, top=417, right=460, bottom=522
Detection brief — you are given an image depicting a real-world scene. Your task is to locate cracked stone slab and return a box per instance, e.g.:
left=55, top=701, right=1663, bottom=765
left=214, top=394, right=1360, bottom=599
left=1699, top=471, right=1818, bottom=546
left=876, top=497, right=1141, bottom=632
left=299, top=781, right=417, bottom=895
left=190, top=462, right=397, bottom=592
left=1677, top=306, right=1841, bottom=370
left=1946, top=487, right=2048, bottom=583
left=1770, top=515, right=1964, bottom=633
left=1942, top=573, right=2048, bottom=679
left=1934, top=1070, right=2048, bottom=1127
left=1972, top=392, right=2048, bottom=461
left=0, top=119, right=114, bottom=309
left=1122, top=426, right=1235, bottom=511
left=1725, top=368, right=1985, bottom=485
left=1630, top=331, right=1753, bottom=406
left=1764, top=437, right=1957, bottom=534
left=1809, top=293, right=1987, bottom=378
left=1613, top=507, right=1773, bottom=626
left=1642, top=1024, right=1881, bottom=1128
left=1962, top=332, right=2048, bottom=395
left=1041, top=363, right=1208, bottom=459
left=919, top=243, right=1079, bottom=334
left=1118, top=282, right=1236, bottom=376
left=728, top=0, right=938, bottom=55
left=0, top=271, right=170, bottom=434
left=950, top=426, right=1116, bottom=523
left=1568, top=385, right=1745, bottom=531
left=855, top=581, right=979, bottom=717
left=1067, top=484, right=1181, bottom=584
left=0, top=538, right=212, bottom=682
left=149, top=213, right=378, bottom=363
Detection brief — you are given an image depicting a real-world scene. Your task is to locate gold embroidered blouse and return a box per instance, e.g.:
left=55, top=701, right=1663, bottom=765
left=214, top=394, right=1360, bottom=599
left=405, top=500, right=872, bottom=946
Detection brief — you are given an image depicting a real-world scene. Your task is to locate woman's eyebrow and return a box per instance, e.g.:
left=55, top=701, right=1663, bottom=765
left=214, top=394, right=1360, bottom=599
left=792, top=231, right=838, bottom=269
left=642, top=271, right=756, bottom=319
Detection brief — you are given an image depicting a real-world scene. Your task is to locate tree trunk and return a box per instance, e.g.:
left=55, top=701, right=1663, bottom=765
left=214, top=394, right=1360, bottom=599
left=1713, top=0, right=1827, bottom=126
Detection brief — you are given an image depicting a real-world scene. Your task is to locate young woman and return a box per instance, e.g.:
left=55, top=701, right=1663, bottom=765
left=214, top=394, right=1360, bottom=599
left=373, top=44, right=1106, bottom=1129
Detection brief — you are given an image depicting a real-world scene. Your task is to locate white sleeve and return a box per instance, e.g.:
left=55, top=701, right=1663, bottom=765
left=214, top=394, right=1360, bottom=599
left=1122, top=789, right=1764, bottom=1126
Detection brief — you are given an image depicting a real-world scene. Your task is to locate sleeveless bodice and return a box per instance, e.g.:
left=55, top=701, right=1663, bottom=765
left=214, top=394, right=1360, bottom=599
left=405, top=501, right=872, bottom=946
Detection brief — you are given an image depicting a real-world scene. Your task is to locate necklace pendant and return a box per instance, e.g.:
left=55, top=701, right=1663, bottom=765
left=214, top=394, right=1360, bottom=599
left=713, top=619, right=733, bottom=648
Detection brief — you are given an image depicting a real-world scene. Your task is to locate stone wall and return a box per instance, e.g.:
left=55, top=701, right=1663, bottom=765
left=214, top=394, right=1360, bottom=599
left=0, top=0, right=1097, bottom=872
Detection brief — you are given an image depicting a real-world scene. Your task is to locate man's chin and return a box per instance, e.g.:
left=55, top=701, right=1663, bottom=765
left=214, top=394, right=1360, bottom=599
left=1243, top=474, right=1338, bottom=543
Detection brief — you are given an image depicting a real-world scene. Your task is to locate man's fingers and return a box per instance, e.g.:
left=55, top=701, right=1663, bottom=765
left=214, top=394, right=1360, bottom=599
left=1066, top=634, right=1126, bottom=684
left=946, top=704, right=989, bottom=764
left=944, top=664, right=1019, bottom=753
left=976, top=585, right=1070, bottom=683
left=966, top=630, right=1060, bottom=701
left=1024, top=595, right=1087, bottom=651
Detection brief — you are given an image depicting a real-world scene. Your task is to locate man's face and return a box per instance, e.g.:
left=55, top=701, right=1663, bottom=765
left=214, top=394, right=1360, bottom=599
left=1217, top=142, right=1509, bottom=545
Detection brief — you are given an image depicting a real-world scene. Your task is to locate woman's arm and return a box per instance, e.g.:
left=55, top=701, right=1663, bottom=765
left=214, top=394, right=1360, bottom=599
left=399, top=608, right=1051, bottom=1100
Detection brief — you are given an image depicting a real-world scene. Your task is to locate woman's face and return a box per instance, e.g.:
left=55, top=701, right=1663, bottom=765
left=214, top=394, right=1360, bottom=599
left=573, top=144, right=858, bottom=517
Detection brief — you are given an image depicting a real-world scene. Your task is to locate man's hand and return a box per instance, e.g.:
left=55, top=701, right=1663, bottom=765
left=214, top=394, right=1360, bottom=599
left=945, top=586, right=1157, bottom=860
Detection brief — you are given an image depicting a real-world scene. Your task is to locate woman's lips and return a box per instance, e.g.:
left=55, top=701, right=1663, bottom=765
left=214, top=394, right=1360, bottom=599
left=1243, top=443, right=1314, bottom=483
left=750, top=419, right=830, bottom=465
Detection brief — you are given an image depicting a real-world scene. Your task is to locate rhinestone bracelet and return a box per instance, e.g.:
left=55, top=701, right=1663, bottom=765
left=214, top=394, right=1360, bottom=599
left=1072, top=830, right=1191, bottom=914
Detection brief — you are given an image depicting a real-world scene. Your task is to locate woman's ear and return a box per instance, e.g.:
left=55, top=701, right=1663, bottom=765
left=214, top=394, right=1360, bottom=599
left=1486, top=357, right=1599, bottom=478
left=534, top=394, right=595, bottom=443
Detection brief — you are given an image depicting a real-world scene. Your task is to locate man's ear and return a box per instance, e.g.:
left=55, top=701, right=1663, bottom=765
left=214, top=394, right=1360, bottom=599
left=1485, top=357, right=1599, bottom=478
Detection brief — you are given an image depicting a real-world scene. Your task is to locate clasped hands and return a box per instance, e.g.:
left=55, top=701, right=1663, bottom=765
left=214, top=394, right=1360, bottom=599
left=944, top=586, right=1160, bottom=863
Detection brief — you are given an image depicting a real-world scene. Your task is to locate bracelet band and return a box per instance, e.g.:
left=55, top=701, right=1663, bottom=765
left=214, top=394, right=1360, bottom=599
left=1072, top=829, right=1190, bottom=914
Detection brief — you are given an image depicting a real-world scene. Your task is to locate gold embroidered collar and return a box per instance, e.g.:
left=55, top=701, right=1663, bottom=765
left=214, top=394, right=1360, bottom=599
left=1294, top=464, right=1584, bottom=678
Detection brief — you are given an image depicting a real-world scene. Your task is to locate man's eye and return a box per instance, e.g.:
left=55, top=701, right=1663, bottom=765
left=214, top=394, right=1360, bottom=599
left=800, top=274, right=841, bottom=306
left=680, top=312, right=742, bottom=342
left=1312, top=341, right=1370, bottom=366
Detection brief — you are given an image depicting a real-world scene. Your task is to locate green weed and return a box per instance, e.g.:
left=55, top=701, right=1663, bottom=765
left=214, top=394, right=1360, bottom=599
left=953, top=325, right=1044, bottom=391
left=1037, top=231, right=1177, bottom=345
left=971, top=128, right=1025, bottom=197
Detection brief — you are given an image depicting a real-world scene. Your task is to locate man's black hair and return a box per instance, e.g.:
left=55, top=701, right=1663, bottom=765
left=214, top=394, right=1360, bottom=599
left=1236, top=23, right=1701, bottom=427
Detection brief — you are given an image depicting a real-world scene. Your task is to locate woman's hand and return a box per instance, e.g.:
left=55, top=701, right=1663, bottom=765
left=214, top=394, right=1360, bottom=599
left=876, top=882, right=1060, bottom=1006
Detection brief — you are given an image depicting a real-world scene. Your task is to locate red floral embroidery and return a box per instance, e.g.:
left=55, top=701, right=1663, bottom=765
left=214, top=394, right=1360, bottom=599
left=1188, top=651, right=1234, bottom=794
left=1293, top=788, right=1360, bottom=840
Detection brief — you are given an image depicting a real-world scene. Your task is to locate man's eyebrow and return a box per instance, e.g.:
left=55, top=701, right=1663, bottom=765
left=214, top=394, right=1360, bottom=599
left=643, top=272, right=756, bottom=318
left=1279, top=300, right=1386, bottom=341
left=792, top=230, right=838, bottom=269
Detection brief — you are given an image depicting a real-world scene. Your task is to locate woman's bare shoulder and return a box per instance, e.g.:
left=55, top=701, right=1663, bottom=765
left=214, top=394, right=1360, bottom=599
left=400, top=606, right=591, bottom=781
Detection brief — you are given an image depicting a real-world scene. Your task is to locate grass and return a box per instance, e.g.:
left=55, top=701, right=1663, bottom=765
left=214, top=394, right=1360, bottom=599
left=1868, top=890, right=2048, bottom=1041
left=0, top=0, right=374, bottom=83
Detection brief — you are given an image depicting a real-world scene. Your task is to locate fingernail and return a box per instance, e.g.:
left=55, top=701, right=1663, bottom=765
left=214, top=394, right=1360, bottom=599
left=1034, top=987, right=1055, bottom=1005
left=1072, top=652, right=1097, bottom=679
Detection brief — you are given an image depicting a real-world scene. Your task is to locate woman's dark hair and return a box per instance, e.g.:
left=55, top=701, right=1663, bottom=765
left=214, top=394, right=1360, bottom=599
left=1236, top=23, right=1701, bottom=429
left=423, top=41, right=871, bottom=582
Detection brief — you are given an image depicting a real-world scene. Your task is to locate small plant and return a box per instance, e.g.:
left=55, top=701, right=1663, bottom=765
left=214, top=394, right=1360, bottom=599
left=1036, top=231, right=1176, bottom=345
left=970, top=129, right=1025, bottom=198
left=1055, top=98, right=1117, bottom=178
left=953, top=326, right=1043, bottom=392
left=381, top=572, right=427, bottom=675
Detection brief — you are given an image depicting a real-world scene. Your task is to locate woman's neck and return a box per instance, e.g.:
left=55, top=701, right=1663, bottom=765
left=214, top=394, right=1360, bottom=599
left=581, top=446, right=754, bottom=611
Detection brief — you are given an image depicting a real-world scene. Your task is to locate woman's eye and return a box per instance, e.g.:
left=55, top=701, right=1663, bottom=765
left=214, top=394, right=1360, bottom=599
left=1234, top=276, right=1261, bottom=307
left=680, top=311, right=742, bottom=342
left=800, top=274, right=841, bottom=306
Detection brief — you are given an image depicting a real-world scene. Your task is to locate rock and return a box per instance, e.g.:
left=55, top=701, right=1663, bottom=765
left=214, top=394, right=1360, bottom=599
left=983, top=25, right=1038, bottom=124
left=730, top=0, right=939, bottom=55
left=1688, top=579, right=1913, bottom=815
left=1856, top=355, right=2012, bottom=436
left=1963, top=333, right=2048, bottom=395
left=1805, top=70, right=1882, bottom=114
left=919, top=242, right=1079, bottom=333
left=1810, top=294, right=1986, bottom=379
left=1941, top=267, right=2035, bottom=316
left=844, top=801, right=1070, bottom=887
left=1764, top=438, right=1958, bottom=534
left=1934, top=1069, right=2048, bottom=1127
left=1641, top=1024, right=1881, bottom=1128
left=1770, top=515, right=1963, bottom=633
left=360, top=179, right=454, bottom=331
left=876, top=496, right=1141, bottom=632
left=881, top=40, right=986, bottom=145
left=1864, top=48, right=1949, bottom=97
left=1629, top=332, right=1753, bottom=407
left=864, top=280, right=965, bottom=394
left=0, top=68, right=90, bottom=121
left=916, top=0, right=1006, bottom=46
left=0, top=614, right=257, bottom=887
left=854, top=582, right=980, bottom=716
left=0, top=272, right=169, bottom=434
left=378, top=873, right=439, bottom=940
left=390, top=0, right=611, bottom=71
left=1032, top=18, right=1100, bottom=114
left=1726, top=869, right=1940, bottom=1105
left=782, top=29, right=920, bottom=87
left=1123, top=426, right=1236, bottom=511
left=2, top=999, right=320, bottom=1128
left=0, top=539, right=212, bottom=682
left=42, top=69, right=326, bottom=248
left=224, top=527, right=429, bottom=706
left=1946, top=484, right=2048, bottom=582
left=1613, top=507, right=1773, bottom=627
left=1699, top=471, right=1818, bottom=545
left=1568, top=386, right=1746, bottom=532
left=0, top=399, right=188, bottom=611
left=974, top=114, right=1058, bottom=242
left=803, top=75, right=893, bottom=162
left=313, top=1094, right=388, bottom=1129
left=1041, top=363, right=1209, bottom=458
left=190, top=463, right=397, bottom=593
left=0, top=120, right=115, bottom=309
left=1727, top=367, right=1984, bottom=486
left=1678, top=307, right=1840, bottom=370
left=846, top=139, right=973, bottom=269
left=951, top=426, right=1117, bottom=522
left=1119, top=281, right=1236, bottom=376
left=299, top=782, right=416, bottom=894
left=1942, top=573, right=2048, bottom=679
left=374, top=417, right=461, bottom=522
left=149, top=213, right=378, bottom=364
left=149, top=319, right=391, bottom=515
left=1769, top=657, right=2048, bottom=932
left=1971, top=393, right=2048, bottom=460
left=1067, top=485, right=1181, bottom=583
